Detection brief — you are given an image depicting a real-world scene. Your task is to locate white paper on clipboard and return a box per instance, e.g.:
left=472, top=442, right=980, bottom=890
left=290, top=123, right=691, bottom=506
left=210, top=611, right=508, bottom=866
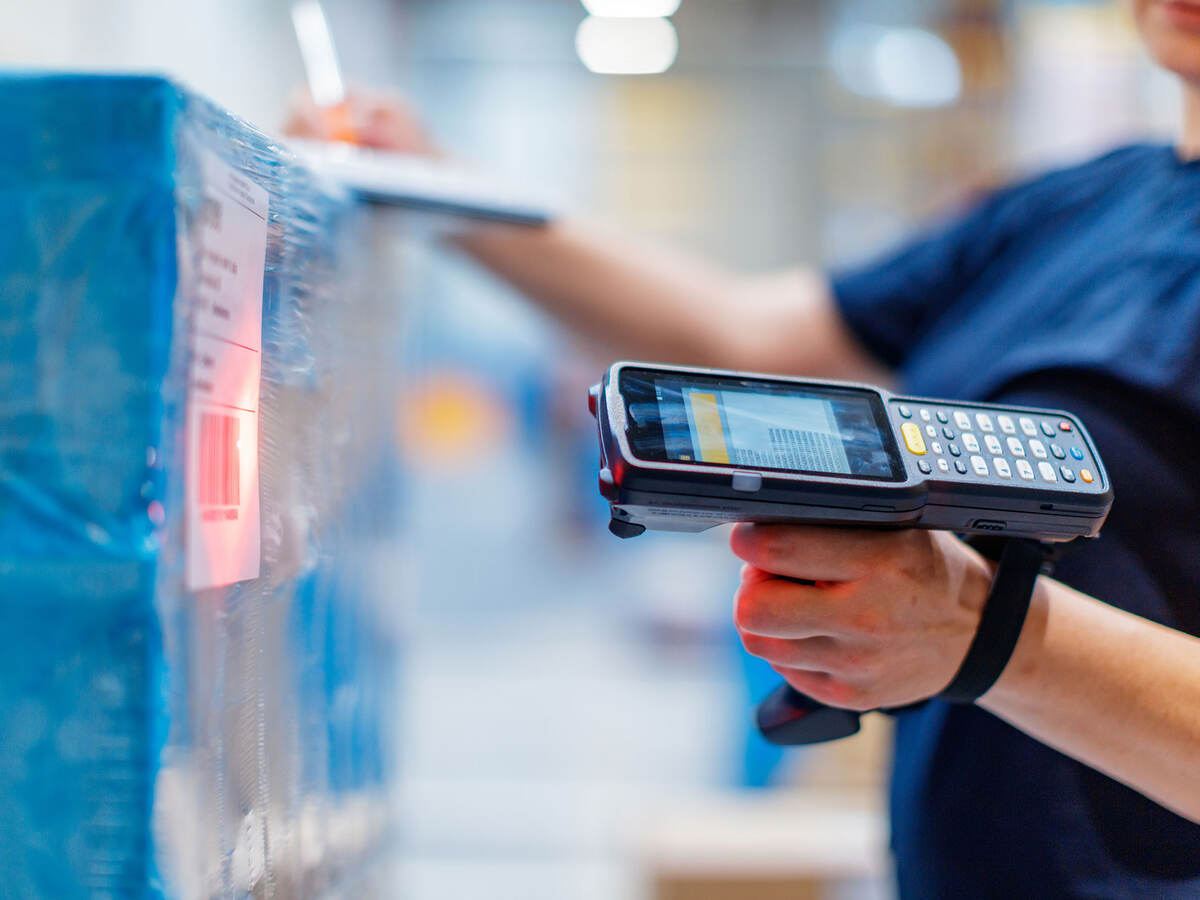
left=289, top=138, right=555, bottom=226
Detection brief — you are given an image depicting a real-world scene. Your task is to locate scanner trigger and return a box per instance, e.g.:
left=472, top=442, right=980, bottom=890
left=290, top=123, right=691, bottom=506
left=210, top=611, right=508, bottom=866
left=607, top=516, right=645, bottom=539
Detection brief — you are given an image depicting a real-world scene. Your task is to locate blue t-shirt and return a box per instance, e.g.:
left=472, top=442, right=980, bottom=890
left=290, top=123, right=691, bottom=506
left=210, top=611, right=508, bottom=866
left=833, top=144, right=1200, bottom=899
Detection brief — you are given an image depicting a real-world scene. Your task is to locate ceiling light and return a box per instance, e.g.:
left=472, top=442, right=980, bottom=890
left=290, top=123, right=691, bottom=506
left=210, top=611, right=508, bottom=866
left=576, top=16, right=679, bottom=75
left=831, top=26, right=962, bottom=108
left=581, top=0, right=681, bottom=17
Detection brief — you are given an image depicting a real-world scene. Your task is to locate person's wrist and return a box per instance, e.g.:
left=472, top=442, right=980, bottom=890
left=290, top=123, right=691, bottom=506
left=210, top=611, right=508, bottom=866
left=944, top=544, right=997, bottom=684
left=938, top=538, right=1047, bottom=704
left=976, top=575, right=1051, bottom=707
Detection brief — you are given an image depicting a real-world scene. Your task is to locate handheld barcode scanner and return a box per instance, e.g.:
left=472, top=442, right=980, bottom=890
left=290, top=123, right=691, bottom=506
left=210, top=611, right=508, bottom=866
left=589, top=362, right=1114, bottom=745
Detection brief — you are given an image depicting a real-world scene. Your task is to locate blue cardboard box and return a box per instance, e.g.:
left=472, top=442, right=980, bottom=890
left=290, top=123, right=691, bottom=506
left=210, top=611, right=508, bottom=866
left=0, top=74, right=403, bottom=898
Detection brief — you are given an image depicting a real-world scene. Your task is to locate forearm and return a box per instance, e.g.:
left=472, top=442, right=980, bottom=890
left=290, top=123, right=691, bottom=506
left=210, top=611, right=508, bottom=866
left=453, top=219, right=891, bottom=383
left=981, top=577, right=1200, bottom=823
left=286, top=91, right=890, bottom=380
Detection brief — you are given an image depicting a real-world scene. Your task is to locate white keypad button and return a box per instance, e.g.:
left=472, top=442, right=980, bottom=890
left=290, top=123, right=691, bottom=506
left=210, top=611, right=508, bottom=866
left=920, top=409, right=932, bottom=421
left=925, top=424, right=937, bottom=438
left=962, top=433, right=980, bottom=453
left=998, top=415, right=1016, bottom=434
left=984, top=434, right=1003, bottom=455
left=937, top=458, right=950, bottom=473
left=954, top=411, right=972, bottom=431
left=1019, top=417, right=1038, bottom=437
left=993, top=458, right=1012, bottom=478
left=1038, top=461, right=1057, bottom=482
left=931, top=441, right=943, bottom=455
left=1029, top=439, right=1047, bottom=459
left=1016, top=459, right=1035, bottom=480
left=1006, top=437, right=1025, bottom=457
left=976, top=413, right=994, bottom=432
left=971, top=455, right=989, bottom=476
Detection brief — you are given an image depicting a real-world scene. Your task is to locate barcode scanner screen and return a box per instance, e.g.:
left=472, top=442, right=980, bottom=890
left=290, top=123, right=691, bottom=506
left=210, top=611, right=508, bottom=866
left=198, top=412, right=240, bottom=507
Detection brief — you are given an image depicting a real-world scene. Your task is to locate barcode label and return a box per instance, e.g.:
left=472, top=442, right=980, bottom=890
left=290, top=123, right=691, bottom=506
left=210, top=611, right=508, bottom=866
left=185, top=151, right=267, bottom=591
left=198, top=412, right=240, bottom=507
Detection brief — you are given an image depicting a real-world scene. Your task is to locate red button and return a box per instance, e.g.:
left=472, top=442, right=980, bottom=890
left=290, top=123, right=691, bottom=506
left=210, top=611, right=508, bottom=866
left=1059, top=421, right=1072, bottom=431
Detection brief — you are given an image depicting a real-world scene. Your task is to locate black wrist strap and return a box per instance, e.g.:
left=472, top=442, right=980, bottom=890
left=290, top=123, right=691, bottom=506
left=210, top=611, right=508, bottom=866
left=939, top=538, right=1049, bottom=704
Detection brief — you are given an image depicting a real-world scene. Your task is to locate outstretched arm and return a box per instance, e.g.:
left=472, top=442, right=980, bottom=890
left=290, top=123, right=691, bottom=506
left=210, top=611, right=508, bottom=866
left=284, top=89, right=891, bottom=383
left=453, top=220, right=890, bottom=381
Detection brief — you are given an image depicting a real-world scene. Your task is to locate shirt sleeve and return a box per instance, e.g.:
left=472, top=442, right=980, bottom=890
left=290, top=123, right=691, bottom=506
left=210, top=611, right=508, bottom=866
left=831, top=187, right=1024, bottom=369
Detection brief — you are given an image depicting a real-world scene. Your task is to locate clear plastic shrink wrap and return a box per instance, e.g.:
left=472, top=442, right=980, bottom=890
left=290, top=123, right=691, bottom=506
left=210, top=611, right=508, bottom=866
left=0, top=74, right=404, bottom=898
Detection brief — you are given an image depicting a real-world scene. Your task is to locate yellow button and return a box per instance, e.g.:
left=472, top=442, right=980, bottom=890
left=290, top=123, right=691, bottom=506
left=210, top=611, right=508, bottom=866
left=901, top=422, right=927, bottom=455
left=1080, top=469, right=1094, bottom=483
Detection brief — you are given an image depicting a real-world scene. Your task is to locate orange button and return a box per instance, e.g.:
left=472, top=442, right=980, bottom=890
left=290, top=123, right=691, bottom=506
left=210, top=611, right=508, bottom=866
left=1080, top=469, right=1094, bottom=483
left=1059, top=421, right=1072, bottom=431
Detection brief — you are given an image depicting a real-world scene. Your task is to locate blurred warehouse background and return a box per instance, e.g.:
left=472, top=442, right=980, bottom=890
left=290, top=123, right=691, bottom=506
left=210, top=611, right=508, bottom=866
left=1, top=1, right=1180, bottom=897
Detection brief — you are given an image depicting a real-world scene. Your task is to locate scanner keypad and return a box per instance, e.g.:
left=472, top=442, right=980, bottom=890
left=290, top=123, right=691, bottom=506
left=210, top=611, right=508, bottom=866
left=892, top=400, right=1101, bottom=489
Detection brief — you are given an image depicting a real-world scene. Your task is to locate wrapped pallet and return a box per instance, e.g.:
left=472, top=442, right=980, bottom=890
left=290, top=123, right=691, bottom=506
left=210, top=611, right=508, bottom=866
left=0, top=74, right=405, bottom=898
